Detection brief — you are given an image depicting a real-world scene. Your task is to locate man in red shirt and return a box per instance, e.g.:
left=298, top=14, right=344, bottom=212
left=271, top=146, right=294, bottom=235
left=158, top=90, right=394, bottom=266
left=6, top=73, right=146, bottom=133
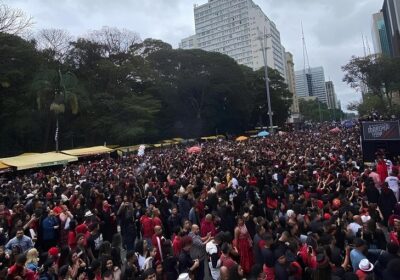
left=140, top=209, right=154, bottom=247
left=200, top=214, right=216, bottom=237
left=7, top=254, right=36, bottom=280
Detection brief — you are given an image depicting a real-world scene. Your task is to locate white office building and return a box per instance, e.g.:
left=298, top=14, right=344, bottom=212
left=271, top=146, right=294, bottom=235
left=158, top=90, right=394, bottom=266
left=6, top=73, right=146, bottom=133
left=179, top=0, right=287, bottom=77
left=295, top=67, right=328, bottom=105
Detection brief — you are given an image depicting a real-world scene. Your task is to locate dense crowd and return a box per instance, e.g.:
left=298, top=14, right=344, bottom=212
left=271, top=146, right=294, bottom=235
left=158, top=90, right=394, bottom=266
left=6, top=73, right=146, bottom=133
left=0, top=123, right=400, bottom=280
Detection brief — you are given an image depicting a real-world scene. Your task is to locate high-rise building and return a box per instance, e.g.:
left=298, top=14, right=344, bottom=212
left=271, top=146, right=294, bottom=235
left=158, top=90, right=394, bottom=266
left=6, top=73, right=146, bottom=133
left=295, top=67, right=328, bottom=105
left=179, top=0, right=286, bottom=77
left=325, top=81, right=338, bottom=109
left=372, top=12, right=391, bottom=56
left=382, top=0, right=400, bottom=57
left=285, top=52, right=299, bottom=115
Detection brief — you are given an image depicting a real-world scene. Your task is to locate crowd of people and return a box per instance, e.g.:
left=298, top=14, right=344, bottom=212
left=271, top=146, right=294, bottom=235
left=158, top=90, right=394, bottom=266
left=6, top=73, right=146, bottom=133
left=0, top=123, right=400, bottom=280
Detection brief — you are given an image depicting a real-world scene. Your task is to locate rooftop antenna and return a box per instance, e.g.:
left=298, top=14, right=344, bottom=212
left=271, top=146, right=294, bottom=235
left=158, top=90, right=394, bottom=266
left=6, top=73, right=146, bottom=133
left=301, top=21, right=311, bottom=74
left=365, top=36, right=372, bottom=56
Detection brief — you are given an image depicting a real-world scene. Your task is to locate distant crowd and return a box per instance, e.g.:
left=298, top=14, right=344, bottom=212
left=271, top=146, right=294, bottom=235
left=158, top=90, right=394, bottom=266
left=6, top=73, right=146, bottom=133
left=0, top=123, right=400, bottom=280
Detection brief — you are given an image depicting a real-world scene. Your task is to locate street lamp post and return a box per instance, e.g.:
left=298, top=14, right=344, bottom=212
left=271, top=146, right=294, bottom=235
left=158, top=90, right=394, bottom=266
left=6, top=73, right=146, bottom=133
left=259, top=31, right=274, bottom=135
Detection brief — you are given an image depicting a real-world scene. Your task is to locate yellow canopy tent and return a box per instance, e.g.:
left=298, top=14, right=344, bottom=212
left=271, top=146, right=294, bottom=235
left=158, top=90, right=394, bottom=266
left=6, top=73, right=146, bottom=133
left=201, top=136, right=218, bottom=140
left=61, top=146, right=113, bottom=157
left=162, top=139, right=179, bottom=144
left=118, top=144, right=150, bottom=153
left=0, top=162, right=12, bottom=173
left=1, top=152, right=78, bottom=170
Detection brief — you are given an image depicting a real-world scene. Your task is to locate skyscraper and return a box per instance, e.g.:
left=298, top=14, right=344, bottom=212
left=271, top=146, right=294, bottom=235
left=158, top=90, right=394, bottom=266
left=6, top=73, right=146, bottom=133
left=179, top=0, right=286, bottom=77
left=325, top=81, right=338, bottom=109
left=295, top=67, right=328, bottom=105
left=285, top=52, right=300, bottom=119
left=372, top=12, right=391, bottom=56
left=382, top=0, right=400, bottom=57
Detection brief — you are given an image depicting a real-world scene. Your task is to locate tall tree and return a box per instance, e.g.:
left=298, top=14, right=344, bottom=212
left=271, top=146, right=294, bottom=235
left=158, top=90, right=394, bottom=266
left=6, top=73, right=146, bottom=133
left=0, top=1, right=33, bottom=35
left=147, top=48, right=251, bottom=138
left=35, top=28, right=73, bottom=61
left=343, top=55, right=400, bottom=111
left=0, top=33, right=42, bottom=155
left=87, top=26, right=141, bottom=55
left=242, top=66, right=292, bottom=127
left=65, top=37, right=160, bottom=145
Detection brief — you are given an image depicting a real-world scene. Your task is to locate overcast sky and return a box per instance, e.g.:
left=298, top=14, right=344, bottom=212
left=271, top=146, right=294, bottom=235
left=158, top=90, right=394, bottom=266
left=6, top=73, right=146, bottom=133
left=7, top=0, right=383, bottom=111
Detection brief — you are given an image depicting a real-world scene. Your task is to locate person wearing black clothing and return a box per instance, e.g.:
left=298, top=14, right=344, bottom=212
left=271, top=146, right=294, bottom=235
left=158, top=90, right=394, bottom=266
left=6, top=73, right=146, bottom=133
left=87, top=223, right=103, bottom=261
left=374, top=242, right=400, bottom=279
left=121, top=251, right=139, bottom=280
left=253, top=225, right=265, bottom=265
left=178, top=236, right=199, bottom=276
left=167, top=207, right=181, bottom=239
left=217, top=200, right=235, bottom=233
left=117, top=200, right=136, bottom=251
left=274, top=249, right=289, bottom=280
left=364, top=179, right=380, bottom=204
left=378, top=184, right=397, bottom=226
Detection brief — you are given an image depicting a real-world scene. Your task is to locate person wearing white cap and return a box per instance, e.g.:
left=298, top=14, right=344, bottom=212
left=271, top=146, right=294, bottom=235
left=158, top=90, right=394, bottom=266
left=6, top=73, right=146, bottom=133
left=177, top=273, right=190, bottom=280
left=356, top=258, right=374, bottom=279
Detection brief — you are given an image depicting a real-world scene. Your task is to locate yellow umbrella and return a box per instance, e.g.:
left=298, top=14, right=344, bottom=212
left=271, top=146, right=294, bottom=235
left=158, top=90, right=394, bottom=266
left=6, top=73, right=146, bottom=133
left=236, top=136, right=248, bottom=141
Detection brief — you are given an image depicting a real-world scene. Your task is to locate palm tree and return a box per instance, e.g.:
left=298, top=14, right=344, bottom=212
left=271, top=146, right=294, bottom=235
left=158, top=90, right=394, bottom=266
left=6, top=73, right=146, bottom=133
left=31, top=69, right=80, bottom=151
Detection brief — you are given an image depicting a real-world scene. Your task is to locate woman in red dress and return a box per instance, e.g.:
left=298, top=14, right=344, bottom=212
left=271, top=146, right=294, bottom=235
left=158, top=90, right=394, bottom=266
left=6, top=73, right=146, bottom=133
left=234, top=215, right=254, bottom=275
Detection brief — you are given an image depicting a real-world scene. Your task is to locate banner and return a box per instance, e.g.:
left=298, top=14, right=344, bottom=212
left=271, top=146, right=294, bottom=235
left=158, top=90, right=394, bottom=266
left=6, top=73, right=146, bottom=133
left=362, top=121, right=400, bottom=141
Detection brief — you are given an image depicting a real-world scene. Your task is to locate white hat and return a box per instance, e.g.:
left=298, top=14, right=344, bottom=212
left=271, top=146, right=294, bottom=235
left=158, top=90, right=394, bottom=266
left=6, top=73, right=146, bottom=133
left=61, top=194, right=69, bottom=202
left=361, top=215, right=371, bottom=224
left=178, top=273, right=190, bottom=280
left=286, top=209, right=295, bottom=218
left=359, top=259, right=374, bottom=272
left=84, top=210, right=93, bottom=217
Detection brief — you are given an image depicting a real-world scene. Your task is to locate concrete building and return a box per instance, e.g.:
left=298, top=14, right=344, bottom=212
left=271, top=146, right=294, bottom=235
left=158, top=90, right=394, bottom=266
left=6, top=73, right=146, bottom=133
left=372, top=12, right=391, bottom=56
left=179, top=0, right=287, bottom=77
left=382, top=0, right=400, bottom=57
left=295, top=66, right=328, bottom=105
left=325, top=81, right=338, bottom=109
left=285, top=52, right=300, bottom=123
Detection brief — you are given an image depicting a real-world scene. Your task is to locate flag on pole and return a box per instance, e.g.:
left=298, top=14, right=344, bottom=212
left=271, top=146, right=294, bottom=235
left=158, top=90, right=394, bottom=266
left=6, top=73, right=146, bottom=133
left=55, top=123, right=59, bottom=142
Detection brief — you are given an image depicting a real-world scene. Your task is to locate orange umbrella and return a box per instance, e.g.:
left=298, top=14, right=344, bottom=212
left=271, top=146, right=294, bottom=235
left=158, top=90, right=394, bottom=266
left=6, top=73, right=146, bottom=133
left=236, top=136, right=248, bottom=141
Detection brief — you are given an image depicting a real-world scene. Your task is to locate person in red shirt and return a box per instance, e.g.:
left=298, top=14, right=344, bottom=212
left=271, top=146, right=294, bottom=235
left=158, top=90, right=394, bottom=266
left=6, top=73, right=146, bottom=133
left=389, top=219, right=400, bottom=245
left=377, top=157, right=389, bottom=183
left=152, top=209, right=162, bottom=228
left=200, top=214, right=216, bottom=237
left=172, top=228, right=183, bottom=257
left=7, top=254, right=36, bottom=280
left=140, top=209, right=154, bottom=246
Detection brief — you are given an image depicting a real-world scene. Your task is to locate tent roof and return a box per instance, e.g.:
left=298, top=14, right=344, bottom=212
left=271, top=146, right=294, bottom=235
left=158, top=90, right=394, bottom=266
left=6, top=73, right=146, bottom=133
left=1, top=152, right=78, bottom=170
left=61, top=146, right=113, bottom=157
left=0, top=162, right=11, bottom=170
left=118, top=144, right=149, bottom=153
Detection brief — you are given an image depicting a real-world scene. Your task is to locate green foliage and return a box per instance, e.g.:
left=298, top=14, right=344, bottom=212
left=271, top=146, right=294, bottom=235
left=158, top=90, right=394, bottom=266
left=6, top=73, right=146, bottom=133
left=299, top=99, right=344, bottom=122
left=0, top=29, right=298, bottom=155
left=342, top=55, right=400, bottom=113
left=242, top=66, right=292, bottom=127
